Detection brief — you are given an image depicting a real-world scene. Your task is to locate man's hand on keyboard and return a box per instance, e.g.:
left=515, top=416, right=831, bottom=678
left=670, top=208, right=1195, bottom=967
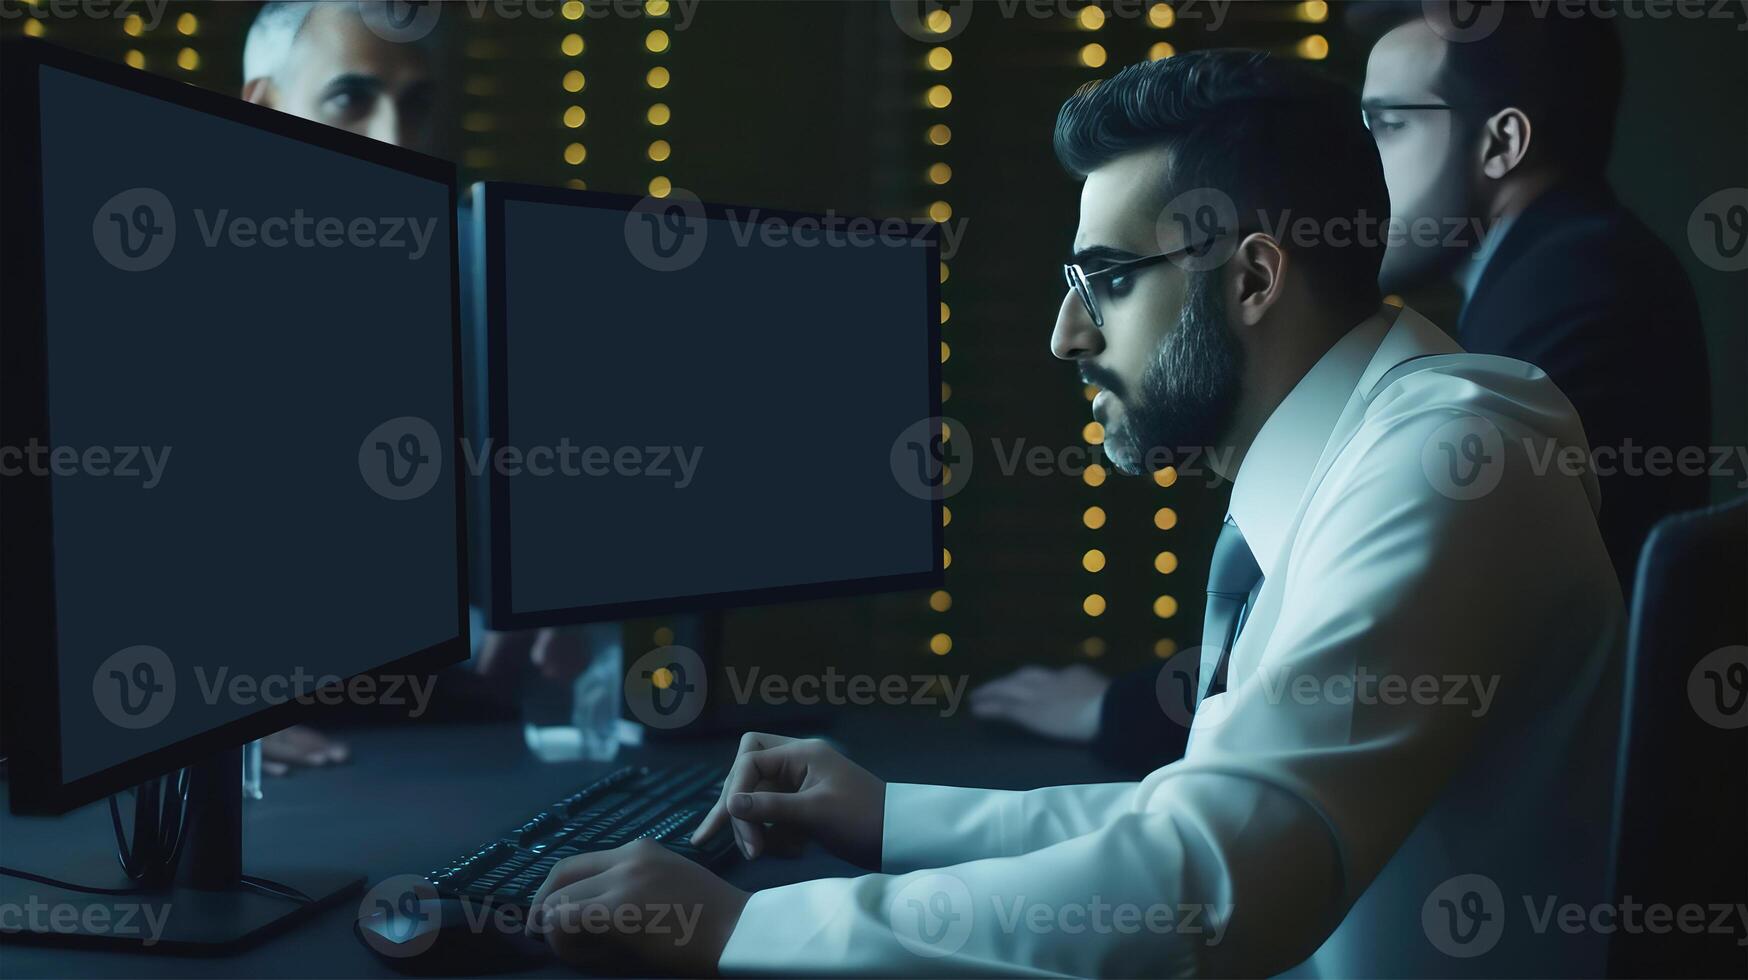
left=691, top=732, right=885, bottom=868
left=529, top=838, right=749, bottom=976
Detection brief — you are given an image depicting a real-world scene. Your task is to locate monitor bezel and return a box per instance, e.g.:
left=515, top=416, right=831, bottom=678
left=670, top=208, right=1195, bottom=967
left=0, top=38, right=472, bottom=816
left=471, top=180, right=946, bottom=631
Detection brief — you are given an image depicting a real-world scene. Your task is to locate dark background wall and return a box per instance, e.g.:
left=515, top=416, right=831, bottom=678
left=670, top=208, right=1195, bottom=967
left=9, top=0, right=1741, bottom=690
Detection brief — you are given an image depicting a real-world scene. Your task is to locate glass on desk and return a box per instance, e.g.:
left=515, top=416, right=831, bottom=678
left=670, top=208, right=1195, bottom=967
left=523, top=622, right=624, bottom=763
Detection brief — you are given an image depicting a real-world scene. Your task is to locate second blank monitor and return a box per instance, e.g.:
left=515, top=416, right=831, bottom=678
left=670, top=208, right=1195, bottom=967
left=469, top=184, right=943, bottom=628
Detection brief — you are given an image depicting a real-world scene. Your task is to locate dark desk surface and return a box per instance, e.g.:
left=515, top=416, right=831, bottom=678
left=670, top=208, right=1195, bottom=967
left=0, top=708, right=1129, bottom=978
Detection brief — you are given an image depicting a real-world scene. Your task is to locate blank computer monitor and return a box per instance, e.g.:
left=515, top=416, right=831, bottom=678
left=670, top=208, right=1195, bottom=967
left=0, top=40, right=469, bottom=815
left=463, top=182, right=943, bottom=629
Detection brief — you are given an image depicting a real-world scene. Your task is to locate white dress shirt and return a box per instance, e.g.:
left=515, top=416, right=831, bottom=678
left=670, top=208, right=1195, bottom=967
left=719, top=305, right=1624, bottom=977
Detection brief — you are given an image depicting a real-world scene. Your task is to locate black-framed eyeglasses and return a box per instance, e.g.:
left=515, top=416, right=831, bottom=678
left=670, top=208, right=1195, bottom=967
left=1063, top=238, right=1219, bottom=329
left=1361, top=103, right=1456, bottom=132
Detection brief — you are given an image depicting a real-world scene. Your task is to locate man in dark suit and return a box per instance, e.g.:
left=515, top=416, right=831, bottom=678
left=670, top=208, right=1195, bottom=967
left=970, top=5, right=1712, bottom=773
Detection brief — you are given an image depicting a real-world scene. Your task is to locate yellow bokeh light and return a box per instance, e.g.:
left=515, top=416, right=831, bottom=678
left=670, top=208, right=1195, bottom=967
left=939, top=262, right=950, bottom=283
left=1149, top=2, right=1176, bottom=28
left=1155, top=551, right=1179, bottom=574
left=565, top=178, right=587, bottom=190
left=929, top=633, right=953, bottom=656
left=1154, top=507, right=1178, bottom=530
left=23, top=18, right=44, bottom=36
left=928, top=200, right=953, bottom=223
left=1083, top=421, right=1104, bottom=445
left=925, top=9, right=953, bottom=34
left=123, top=13, right=142, bottom=35
left=647, top=0, right=671, bottom=14
left=563, top=69, right=586, bottom=92
left=1297, top=0, right=1329, bottom=23
left=940, top=301, right=952, bottom=323
left=176, top=47, right=199, bottom=71
left=648, top=176, right=673, bottom=197
left=942, top=505, right=952, bottom=526
left=646, top=29, right=670, bottom=53
left=176, top=11, right=196, bottom=34
left=1155, top=638, right=1178, bottom=658
left=561, top=33, right=584, bottom=56
left=1083, top=594, right=1107, bottom=617
left=928, top=47, right=953, bottom=71
left=928, top=162, right=953, bottom=185
left=941, top=382, right=952, bottom=402
left=1079, top=43, right=1107, bottom=68
left=648, top=139, right=672, bottom=162
left=1084, top=464, right=1107, bottom=488
left=926, top=84, right=953, bottom=109
left=652, top=626, right=675, bottom=646
left=1153, top=465, right=1178, bottom=487
left=647, top=66, right=671, bottom=89
left=124, top=49, right=145, bottom=69
left=650, top=666, right=674, bottom=689
left=928, top=123, right=952, bottom=146
left=563, top=105, right=586, bottom=128
left=1153, top=595, right=1179, bottom=619
left=1296, top=34, right=1330, bottom=60
left=1081, top=637, right=1108, bottom=658
left=1082, top=549, right=1107, bottom=573
left=943, top=548, right=953, bottom=569
left=929, top=590, right=953, bottom=612
left=647, top=103, right=671, bottom=126
left=1084, top=384, right=1100, bottom=401
left=1149, top=41, right=1176, bottom=61
left=563, top=142, right=587, bottom=165
left=1077, top=5, right=1105, bottom=29
left=563, top=0, right=585, bottom=19
left=1083, top=506, right=1107, bottom=530
left=940, top=341, right=951, bottom=364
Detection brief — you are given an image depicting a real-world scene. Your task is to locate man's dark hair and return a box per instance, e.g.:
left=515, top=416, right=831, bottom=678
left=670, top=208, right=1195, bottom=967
left=1353, top=2, right=1624, bottom=173
left=1054, top=50, right=1388, bottom=315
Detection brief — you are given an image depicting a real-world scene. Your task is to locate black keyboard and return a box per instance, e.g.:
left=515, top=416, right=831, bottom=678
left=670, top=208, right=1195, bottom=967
left=424, top=762, right=735, bottom=906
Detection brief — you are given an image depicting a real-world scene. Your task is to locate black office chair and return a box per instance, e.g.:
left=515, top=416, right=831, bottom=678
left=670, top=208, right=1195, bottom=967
left=1608, top=496, right=1748, bottom=978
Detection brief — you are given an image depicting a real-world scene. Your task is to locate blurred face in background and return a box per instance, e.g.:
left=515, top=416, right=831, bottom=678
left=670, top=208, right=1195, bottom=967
left=1364, top=20, right=1478, bottom=293
left=1050, top=147, right=1244, bottom=476
left=243, top=4, right=437, bottom=153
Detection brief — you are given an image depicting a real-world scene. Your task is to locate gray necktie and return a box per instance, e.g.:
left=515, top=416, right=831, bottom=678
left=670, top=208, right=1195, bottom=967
left=1195, top=518, right=1264, bottom=706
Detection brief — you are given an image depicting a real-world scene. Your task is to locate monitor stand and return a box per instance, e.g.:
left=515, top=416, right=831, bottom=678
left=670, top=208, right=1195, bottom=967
left=0, top=747, right=364, bottom=954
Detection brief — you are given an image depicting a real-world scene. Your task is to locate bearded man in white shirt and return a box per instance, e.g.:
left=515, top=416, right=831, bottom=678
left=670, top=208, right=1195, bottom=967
left=526, top=50, right=1625, bottom=978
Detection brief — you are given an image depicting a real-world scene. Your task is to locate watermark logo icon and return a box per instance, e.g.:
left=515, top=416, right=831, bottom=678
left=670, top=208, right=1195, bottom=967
left=357, top=875, right=441, bottom=958
left=93, top=645, right=175, bottom=729
left=890, top=417, right=971, bottom=500
left=1688, top=188, right=1748, bottom=272
left=1421, top=414, right=1505, bottom=501
left=1689, top=645, right=1748, bottom=730
left=890, top=0, right=972, bottom=42
left=1422, top=0, right=1505, bottom=43
left=1422, top=873, right=1504, bottom=958
left=889, top=872, right=973, bottom=958
left=1154, top=645, right=1238, bottom=731
left=623, top=645, right=707, bottom=730
left=1157, top=187, right=1239, bottom=273
left=93, top=188, right=175, bottom=272
left=360, top=0, right=441, bottom=43
left=359, top=416, right=442, bottom=501
left=625, top=189, right=708, bottom=272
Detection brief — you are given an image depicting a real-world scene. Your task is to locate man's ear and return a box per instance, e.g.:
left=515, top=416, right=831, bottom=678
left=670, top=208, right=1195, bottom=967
left=241, top=77, right=275, bottom=109
left=1229, top=233, right=1287, bottom=328
left=1479, top=107, right=1533, bottom=180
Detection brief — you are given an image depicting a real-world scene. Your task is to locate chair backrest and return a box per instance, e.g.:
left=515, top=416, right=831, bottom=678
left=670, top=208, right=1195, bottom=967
left=1608, top=495, right=1747, bottom=977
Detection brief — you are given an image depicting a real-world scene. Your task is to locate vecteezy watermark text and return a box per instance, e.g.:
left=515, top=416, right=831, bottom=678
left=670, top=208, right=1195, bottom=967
left=0, top=440, right=170, bottom=489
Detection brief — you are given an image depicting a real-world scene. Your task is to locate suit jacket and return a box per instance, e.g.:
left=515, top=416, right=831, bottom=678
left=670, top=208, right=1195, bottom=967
left=1092, top=179, right=1712, bottom=775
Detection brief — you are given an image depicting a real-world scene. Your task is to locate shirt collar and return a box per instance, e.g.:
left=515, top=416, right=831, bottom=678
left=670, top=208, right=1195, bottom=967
left=1461, top=213, right=1516, bottom=302
left=1225, top=306, right=1398, bottom=577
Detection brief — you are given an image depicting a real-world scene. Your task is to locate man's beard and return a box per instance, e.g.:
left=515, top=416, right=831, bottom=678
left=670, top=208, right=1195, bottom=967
left=1103, top=270, right=1244, bottom=475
